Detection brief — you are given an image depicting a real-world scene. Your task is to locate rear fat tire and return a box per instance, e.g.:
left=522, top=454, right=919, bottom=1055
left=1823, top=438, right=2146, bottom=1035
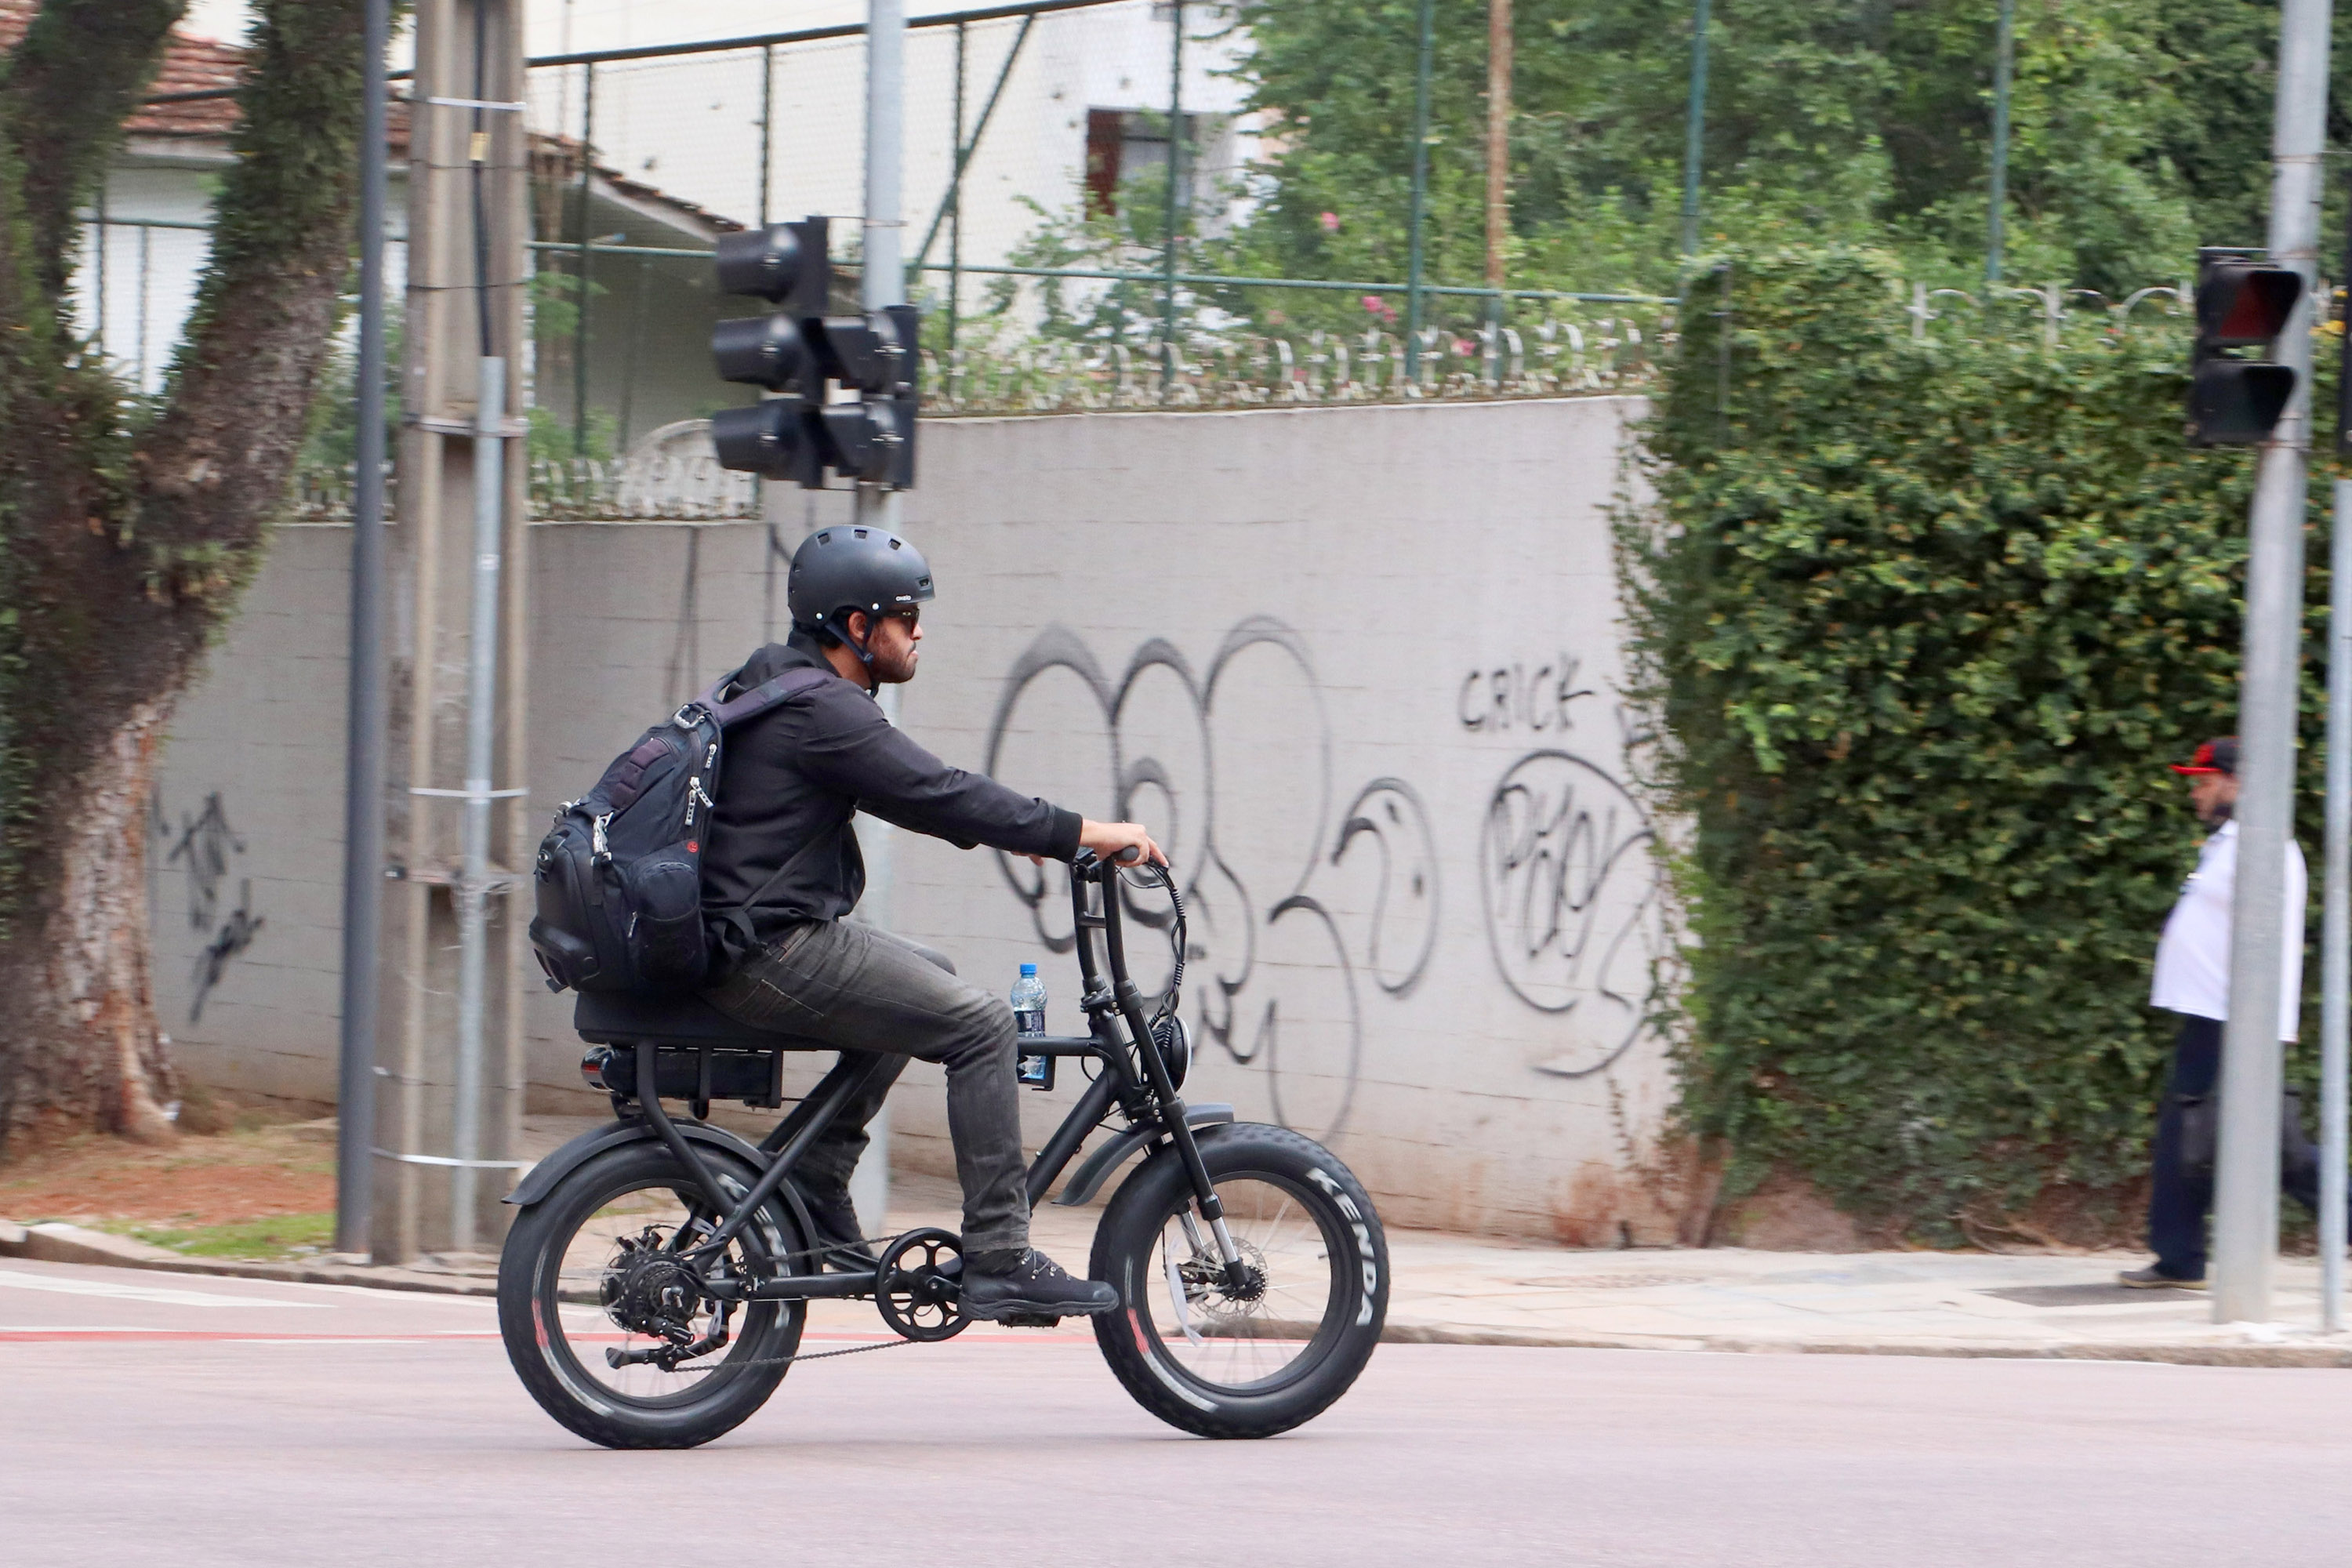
left=1089, top=1123, right=1388, bottom=1439
left=497, top=1142, right=804, bottom=1450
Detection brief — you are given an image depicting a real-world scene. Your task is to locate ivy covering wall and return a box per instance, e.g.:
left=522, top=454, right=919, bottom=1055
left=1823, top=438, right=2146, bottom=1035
left=1621, top=247, right=2329, bottom=1242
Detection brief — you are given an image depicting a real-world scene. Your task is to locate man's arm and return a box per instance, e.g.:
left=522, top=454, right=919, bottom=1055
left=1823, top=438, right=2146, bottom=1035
left=795, top=688, right=1082, bottom=859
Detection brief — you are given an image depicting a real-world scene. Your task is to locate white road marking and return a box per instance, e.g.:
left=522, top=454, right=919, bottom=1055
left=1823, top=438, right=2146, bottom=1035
left=0, top=1269, right=329, bottom=1308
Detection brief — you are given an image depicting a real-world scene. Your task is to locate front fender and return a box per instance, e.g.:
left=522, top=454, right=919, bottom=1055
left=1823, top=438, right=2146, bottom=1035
left=503, top=1117, right=775, bottom=1209
left=1049, top=1103, right=1235, bottom=1208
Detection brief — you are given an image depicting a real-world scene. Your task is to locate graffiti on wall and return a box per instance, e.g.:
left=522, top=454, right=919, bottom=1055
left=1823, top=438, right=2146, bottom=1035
left=985, top=617, right=1437, bottom=1140
left=1478, top=747, right=1667, bottom=1077
left=156, top=789, right=266, bottom=1024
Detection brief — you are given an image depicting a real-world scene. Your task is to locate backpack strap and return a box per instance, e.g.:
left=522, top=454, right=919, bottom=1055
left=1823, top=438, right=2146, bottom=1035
left=690, top=663, right=835, bottom=730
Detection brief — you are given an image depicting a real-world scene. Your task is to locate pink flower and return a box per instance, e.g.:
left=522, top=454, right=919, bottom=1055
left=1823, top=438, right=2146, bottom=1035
left=1361, top=294, right=1395, bottom=321
left=1452, top=339, right=1476, bottom=356
left=1319, top=210, right=1341, bottom=232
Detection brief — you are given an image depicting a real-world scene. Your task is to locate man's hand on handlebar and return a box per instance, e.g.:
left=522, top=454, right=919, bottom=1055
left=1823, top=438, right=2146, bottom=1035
left=1071, top=818, right=1167, bottom=868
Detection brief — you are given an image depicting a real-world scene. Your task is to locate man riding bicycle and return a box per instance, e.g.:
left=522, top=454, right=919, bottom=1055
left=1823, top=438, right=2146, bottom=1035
left=698, top=524, right=1162, bottom=1322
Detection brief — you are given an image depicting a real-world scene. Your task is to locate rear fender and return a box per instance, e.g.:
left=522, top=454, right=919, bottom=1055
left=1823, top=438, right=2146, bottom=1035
left=503, top=1117, right=793, bottom=1230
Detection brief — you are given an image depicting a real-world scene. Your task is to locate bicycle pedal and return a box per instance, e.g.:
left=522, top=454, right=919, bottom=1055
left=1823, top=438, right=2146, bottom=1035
left=998, top=1311, right=1063, bottom=1329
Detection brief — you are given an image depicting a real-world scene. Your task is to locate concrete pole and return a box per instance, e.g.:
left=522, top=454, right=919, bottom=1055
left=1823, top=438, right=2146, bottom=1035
left=2213, top=0, right=2332, bottom=1326
left=383, top=0, right=529, bottom=1263
left=848, top=0, right=908, bottom=1239
left=335, top=0, right=392, bottom=1258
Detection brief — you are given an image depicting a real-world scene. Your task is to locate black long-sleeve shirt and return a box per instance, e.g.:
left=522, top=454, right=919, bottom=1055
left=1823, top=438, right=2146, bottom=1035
left=700, top=633, right=1082, bottom=958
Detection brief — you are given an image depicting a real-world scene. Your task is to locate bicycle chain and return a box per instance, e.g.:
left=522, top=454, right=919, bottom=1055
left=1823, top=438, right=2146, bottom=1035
left=637, top=1231, right=950, bottom=1375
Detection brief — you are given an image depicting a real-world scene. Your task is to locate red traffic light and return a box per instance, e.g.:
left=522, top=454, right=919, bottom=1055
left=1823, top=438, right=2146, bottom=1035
left=2195, top=260, right=2303, bottom=348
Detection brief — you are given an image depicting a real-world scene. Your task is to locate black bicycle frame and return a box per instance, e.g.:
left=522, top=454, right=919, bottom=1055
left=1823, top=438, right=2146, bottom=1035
left=633, top=851, right=1243, bottom=1302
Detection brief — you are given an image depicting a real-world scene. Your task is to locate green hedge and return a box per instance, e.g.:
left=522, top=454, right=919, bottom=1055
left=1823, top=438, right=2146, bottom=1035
left=1621, top=246, right=2329, bottom=1242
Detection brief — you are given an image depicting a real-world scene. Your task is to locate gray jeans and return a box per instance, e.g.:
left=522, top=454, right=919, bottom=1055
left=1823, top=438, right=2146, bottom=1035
left=700, top=920, right=1029, bottom=1256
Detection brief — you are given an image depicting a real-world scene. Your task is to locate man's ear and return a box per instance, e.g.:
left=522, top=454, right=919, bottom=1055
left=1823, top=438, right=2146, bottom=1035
left=843, top=610, right=869, bottom=645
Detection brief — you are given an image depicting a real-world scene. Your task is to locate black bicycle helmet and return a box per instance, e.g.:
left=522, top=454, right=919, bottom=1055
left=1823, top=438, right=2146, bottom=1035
left=786, top=524, right=936, bottom=659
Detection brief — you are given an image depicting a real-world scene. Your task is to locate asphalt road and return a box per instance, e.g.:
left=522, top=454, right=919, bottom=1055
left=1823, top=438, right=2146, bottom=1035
left=4, top=1257, right=2347, bottom=1567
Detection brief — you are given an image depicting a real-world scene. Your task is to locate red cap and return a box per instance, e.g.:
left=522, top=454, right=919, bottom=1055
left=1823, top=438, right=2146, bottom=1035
left=2170, top=737, right=2238, bottom=776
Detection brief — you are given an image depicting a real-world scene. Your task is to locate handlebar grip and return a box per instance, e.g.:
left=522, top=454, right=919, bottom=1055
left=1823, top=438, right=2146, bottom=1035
left=1112, top=845, right=1144, bottom=865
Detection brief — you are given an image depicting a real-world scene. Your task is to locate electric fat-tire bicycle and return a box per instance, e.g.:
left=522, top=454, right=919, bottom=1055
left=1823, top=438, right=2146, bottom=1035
left=496, top=850, right=1391, bottom=1448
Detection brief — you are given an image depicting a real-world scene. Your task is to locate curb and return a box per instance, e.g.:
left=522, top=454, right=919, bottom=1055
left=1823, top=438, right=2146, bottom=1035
left=1377, top=1319, right=2352, bottom=1368
left=6, top=1221, right=2347, bottom=1367
left=0, top=1221, right=495, bottom=1299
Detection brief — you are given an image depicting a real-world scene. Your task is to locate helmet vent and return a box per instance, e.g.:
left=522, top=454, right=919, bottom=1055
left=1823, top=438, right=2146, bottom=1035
left=853, top=527, right=869, bottom=539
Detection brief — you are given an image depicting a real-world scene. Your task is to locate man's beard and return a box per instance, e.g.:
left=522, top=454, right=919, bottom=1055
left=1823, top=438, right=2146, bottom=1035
left=2198, top=797, right=2234, bottom=827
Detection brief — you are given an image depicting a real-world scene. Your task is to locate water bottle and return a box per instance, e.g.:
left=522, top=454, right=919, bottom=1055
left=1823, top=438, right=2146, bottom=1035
left=1011, top=963, right=1054, bottom=1090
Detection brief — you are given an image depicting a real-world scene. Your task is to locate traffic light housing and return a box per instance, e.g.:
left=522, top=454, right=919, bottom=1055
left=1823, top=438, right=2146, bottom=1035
left=2187, top=252, right=2303, bottom=446
left=708, top=216, right=920, bottom=490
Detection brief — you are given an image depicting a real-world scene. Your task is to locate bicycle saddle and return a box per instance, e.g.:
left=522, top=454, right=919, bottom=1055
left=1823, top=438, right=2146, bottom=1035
left=573, top=990, right=825, bottom=1051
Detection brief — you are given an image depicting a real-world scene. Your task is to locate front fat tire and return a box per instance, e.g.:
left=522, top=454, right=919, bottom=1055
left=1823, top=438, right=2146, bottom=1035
left=497, top=1142, right=803, bottom=1450
left=1090, top=1123, right=1388, bottom=1439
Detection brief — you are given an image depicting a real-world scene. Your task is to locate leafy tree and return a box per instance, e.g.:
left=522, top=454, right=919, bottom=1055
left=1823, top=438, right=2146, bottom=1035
left=0, top=1, right=368, bottom=1150
left=1218, top=0, right=2349, bottom=309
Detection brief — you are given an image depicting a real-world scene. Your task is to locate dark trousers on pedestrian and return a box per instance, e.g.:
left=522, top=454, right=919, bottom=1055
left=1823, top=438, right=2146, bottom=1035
left=2147, top=1012, right=2328, bottom=1279
left=701, top=919, right=1029, bottom=1258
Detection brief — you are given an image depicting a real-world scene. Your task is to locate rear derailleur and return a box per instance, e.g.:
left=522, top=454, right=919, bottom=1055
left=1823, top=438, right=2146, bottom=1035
left=601, top=1227, right=731, bottom=1371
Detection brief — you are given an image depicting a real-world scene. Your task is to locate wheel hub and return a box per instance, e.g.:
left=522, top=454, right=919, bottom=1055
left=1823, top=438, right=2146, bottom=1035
left=601, top=1230, right=706, bottom=1341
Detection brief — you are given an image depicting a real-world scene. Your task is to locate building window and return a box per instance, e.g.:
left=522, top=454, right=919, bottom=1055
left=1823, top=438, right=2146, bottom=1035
left=1084, top=108, right=1207, bottom=218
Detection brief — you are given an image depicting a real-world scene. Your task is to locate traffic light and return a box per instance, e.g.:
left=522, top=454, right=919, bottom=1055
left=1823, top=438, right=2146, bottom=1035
left=708, top=216, right=919, bottom=490
left=2187, top=252, right=2303, bottom=447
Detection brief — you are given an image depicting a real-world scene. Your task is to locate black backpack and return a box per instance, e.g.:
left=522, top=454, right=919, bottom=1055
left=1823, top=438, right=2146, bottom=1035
left=528, top=662, right=831, bottom=996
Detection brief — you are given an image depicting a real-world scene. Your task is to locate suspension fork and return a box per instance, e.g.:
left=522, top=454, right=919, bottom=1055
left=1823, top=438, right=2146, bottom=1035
left=1082, top=853, right=1249, bottom=1290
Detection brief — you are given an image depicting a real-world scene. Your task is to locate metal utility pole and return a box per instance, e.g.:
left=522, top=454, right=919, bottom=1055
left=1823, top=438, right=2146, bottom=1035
left=335, top=0, right=393, bottom=1258
left=1678, top=0, right=1711, bottom=259
left=848, top=0, right=909, bottom=1236
left=2214, top=0, right=2332, bottom=1326
left=1484, top=0, right=1512, bottom=357
left=381, top=0, right=531, bottom=1263
left=2324, top=164, right=2352, bottom=1335
left=1403, top=0, right=1436, bottom=383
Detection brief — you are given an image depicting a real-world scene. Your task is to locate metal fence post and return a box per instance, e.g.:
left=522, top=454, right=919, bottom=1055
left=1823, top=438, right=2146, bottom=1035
left=1679, top=0, right=1711, bottom=258
left=1987, top=0, right=2014, bottom=283
left=2214, top=0, right=2333, bottom=1327
left=572, top=61, right=595, bottom=458
left=1161, top=0, right=1185, bottom=395
left=949, top=20, right=967, bottom=351
left=759, top=44, right=774, bottom=228
left=1403, top=0, right=1435, bottom=381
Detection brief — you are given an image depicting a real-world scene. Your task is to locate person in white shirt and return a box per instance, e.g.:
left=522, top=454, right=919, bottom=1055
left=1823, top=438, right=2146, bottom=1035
left=2125, top=736, right=2318, bottom=1288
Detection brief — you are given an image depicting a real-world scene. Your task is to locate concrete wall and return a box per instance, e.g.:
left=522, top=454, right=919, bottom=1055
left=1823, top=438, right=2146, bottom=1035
left=151, top=395, right=1686, bottom=1242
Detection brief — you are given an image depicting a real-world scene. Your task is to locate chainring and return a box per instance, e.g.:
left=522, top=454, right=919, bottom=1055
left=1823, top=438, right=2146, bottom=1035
left=873, top=1226, right=970, bottom=1343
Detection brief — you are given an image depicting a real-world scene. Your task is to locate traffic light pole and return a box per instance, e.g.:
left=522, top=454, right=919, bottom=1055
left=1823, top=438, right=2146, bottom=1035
left=848, top=0, right=907, bottom=1237
left=2214, top=0, right=2332, bottom=1327
left=2325, top=160, right=2352, bottom=1336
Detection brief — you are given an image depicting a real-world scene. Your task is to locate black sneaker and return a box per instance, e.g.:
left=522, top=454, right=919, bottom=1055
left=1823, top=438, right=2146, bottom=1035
left=959, top=1248, right=1119, bottom=1320
left=790, top=1180, right=876, bottom=1272
left=2118, top=1265, right=2206, bottom=1290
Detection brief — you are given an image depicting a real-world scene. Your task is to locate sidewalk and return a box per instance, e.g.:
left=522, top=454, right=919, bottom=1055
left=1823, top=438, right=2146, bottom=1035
left=9, top=1140, right=2348, bottom=1368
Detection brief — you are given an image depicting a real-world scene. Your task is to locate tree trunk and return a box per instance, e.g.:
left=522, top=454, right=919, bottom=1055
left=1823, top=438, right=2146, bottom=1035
left=0, top=0, right=365, bottom=1157
left=11, top=706, right=179, bottom=1144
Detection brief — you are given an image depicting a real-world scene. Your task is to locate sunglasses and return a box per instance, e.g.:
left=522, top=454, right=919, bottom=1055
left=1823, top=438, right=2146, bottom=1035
left=883, top=604, right=920, bottom=628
